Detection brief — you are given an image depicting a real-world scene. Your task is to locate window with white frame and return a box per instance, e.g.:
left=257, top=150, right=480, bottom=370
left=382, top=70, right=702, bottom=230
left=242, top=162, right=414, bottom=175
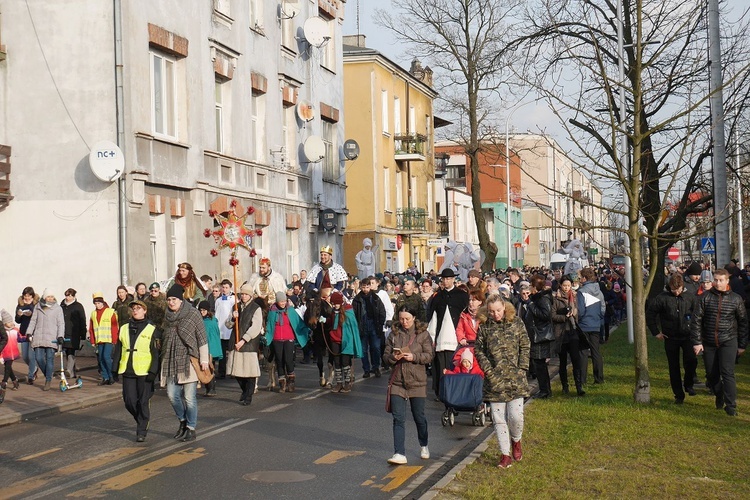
left=150, top=214, right=168, bottom=281
left=411, top=175, right=417, bottom=208
left=249, top=0, right=263, bottom=29
left=396, top=171, right=403, bottom=209
left=409, top=106, right=416, bottom=135
left=255, top=170, right=268, bottom=191
left=281, top=104, right=296, bottom=168
left=214, top=0, right=230, bottom=17
left=384, top=168, right=391, bottom=212
left=215, top=80, right=224, bottom=153
left=321, top=120, right=336, bottom=182
left=150, top=51, right=177, bottom=138
left=280, top=0, right=298, bottom=51
left=427, top=180, right=434, bottom=218
left=394, top=97, right=401, bottom=135
left=251, top=92, right=265, bottom=162
left=320, top=18, right=335, bottom=70
left=171, top=216, right=187, bottom=270
left=286, top=228, right=299, bottom=281
left=381, top=90, right=389, bottom=134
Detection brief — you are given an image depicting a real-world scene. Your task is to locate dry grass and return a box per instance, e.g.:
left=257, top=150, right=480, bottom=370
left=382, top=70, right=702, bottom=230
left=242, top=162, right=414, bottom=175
left=436, top=325, right=750, bottom=499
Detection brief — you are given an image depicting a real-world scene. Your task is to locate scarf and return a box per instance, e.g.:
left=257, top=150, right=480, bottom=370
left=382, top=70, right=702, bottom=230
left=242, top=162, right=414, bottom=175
left=162, top=301, right=202, bottom=382
left=320, top=260, right=333, bottom=271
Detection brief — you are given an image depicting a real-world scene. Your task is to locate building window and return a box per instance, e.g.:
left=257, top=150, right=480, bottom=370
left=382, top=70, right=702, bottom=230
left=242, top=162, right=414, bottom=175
left=256, top=170, right=268, bottom=192
left=321, top=120, right=336, bottom=181
left=249, top=0, right=264, bottom=30
left=215, top=80, right=224, bottom=153
left=150, top=214, right=168, bottom=280
left=150, top=51, right=177, bottom=138
left=320, top=18, right=335, bottom=70
left=427, top=180, right=434, bottom=218
left=381, top=90, right=389, bottom=135
left=251, top=92, right=266, bottom=161
left=171, top=216, right=187, bottom=271
left=396, top=171, right=403, bottom=209
left=409, top=106, right=416, bottom=134
left=384, top=168, right=391, bottom=212
left=286, top=228, right=299, bottom=282
left=394, top=97, right=401, bottom=135
left=411, top=176, right=418, bottom=208
left=281, top=104, right=296, bottom=168
left=287, top=178, right=298, bottom=197
left=280, top=0, right=297, bottom=51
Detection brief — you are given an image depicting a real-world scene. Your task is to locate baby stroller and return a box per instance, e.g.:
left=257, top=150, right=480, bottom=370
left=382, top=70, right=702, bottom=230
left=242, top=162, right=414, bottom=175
left=439, top=345, right=487, bottom=427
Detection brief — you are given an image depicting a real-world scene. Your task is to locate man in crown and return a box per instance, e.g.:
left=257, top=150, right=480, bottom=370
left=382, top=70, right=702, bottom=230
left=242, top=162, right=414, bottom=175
left=307, top=245, right=348, bottom=293
left=249, top=257, right=288, bottom=306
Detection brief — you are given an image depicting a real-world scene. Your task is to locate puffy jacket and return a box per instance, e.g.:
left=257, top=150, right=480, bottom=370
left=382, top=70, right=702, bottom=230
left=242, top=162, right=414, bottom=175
left=382, top=321, right=434, bottom=399
left=690, top=287, right=748, bottom=349
left=474, top=316, right=530, bottom=403
left=28, top=302, right=65, bottom=349
left=646, top=288, right=696, bottom=340
left=576, top=281, right=605, bottom=332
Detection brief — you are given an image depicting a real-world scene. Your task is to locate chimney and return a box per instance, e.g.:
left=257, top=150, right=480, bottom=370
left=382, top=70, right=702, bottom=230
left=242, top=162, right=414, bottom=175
left=343, top=34, right=367, bottom=48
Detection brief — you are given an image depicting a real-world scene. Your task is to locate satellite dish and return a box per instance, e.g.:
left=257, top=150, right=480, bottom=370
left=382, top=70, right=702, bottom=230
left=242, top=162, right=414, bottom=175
left=343, top=139, right=360, bottom=161
left=303, top=17, right=328, bottom=47
left=303, top=136, right=325, bottom=163
left=296, top=100, right=315, bottom=122
left=89, top=140, right=124, bottom=182
left=280, top=0, right=300, bottom=19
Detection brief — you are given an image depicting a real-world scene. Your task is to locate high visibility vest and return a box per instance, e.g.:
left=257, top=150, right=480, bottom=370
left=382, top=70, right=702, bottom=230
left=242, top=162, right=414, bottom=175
left=91, top=309, right=116, bottom=344
left=118, top=323, right=156, bottom=376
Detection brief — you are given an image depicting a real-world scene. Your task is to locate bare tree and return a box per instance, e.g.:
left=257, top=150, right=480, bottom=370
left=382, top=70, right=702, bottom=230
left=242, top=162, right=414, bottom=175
left=513, top=0, right=750, bottom=402
left=374, top=0, right=524, bottom=271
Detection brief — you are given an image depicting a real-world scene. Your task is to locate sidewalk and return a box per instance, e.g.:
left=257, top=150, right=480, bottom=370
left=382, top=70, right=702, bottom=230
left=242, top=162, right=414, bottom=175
left=0, top=352, right=123, bottom=427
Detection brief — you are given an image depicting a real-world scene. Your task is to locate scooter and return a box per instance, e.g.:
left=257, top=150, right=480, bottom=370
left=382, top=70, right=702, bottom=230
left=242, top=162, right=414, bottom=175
left=57, top=346, right=83, bottom=392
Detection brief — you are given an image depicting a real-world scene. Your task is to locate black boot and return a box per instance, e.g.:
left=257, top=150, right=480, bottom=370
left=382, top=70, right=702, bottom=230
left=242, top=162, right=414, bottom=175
left=174, top=420, right=187, bottom=439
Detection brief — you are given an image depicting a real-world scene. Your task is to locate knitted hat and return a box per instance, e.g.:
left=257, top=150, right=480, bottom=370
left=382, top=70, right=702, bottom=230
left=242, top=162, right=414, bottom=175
left=685, top=261, right=702, bottom=276
left=460, top=348, right=474, bottom=368
left=275, top=291, right=287, bottom=303
left=197, top=300, right=211, bottom=311
left=1, top=309, right=13, bottom=326
left=129, top=299, right=148, bottom=310
left=239, top=283, right=253, bottom=296
left=330, top=292, right=345, bottom=305
left=613, top=283, right=621, bottom=291
left=700, top=270, right=714, bottom=283
left=166, top=284, right=184, bottom=300
left=41, top=288, right=54, bottom=300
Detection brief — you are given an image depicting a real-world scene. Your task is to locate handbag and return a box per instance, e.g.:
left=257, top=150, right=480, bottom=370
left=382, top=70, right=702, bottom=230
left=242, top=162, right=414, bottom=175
left=190, top=356, right=215, bottom=385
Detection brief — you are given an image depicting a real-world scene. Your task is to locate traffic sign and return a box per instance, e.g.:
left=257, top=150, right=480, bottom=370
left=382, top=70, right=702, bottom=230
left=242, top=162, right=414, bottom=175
left=701, top=237, right=716, bottom=254
left=667, top=247, right=680, bottom=261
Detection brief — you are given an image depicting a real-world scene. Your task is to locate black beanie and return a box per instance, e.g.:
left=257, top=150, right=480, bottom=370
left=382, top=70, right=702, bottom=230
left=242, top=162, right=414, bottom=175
left=198, top=300, right=210, bottom=311
left=167, top=284, right=185, bottom=300
left=685, top=261, right=702, bottom=277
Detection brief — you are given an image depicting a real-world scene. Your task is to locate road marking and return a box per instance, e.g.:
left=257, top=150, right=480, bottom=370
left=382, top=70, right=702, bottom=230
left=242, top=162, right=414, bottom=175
left=380, top=466, right=423, bottom=492
left=19, top=447, right=62, bottom=461
left=314, top=450, right=365, bottom=464
left=259, top=403, right=292, bottom=412
left=3, top=448, right=143, bottom=498
left=66, top=448, right=206, bottom=498
left=21, top=418, right=254, bottom=500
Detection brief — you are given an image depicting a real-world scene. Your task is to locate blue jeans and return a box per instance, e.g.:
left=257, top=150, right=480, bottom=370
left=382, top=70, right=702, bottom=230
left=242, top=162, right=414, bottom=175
left=390, top=395, right=428, bottom=455
left=360, top=326, right=381, bottom=373
left=35, top=347, right=56, bottom=382
left=167, top=381, right=198, bottom=430
left=97, top=343, right=114, bottom=381
left=22, top=342, right=37, bottom=378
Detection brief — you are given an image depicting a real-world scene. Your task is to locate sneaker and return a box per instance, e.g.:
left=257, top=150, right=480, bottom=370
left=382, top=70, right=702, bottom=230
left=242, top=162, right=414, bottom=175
left=319, top=376, right=327, bottom=387
left=362, top=371, right=371, bottom=379
left=182, top=429, right=196, bottom=442
left=725, top=407, right=737, bottom=417
left=498, top=454, right=513, bottom=469
left=43, top=380, right=51, bottom=391
left=136, top=435, right=146, bottom=443
left=420, top=446, right=430, bottom=459
left=12, top=380, right=20, bottom=391
left=512, top=440, right=523, bottom=461
left=387, top=453, right=407, bottom=465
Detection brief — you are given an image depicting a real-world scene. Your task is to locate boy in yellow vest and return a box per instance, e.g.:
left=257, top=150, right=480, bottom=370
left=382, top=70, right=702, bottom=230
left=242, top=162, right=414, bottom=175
left=113, top=299, right=159, bottom=442
left=89, top=292, right=119, bottom=385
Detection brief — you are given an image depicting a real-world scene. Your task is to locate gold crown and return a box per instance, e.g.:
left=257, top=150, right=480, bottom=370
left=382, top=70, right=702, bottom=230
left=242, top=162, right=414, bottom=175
left=320, top=245, right=334, bottom=255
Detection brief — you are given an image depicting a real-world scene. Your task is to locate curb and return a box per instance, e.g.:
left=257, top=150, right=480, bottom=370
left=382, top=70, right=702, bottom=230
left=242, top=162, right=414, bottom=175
left=0, top=389, right=123, bottom=427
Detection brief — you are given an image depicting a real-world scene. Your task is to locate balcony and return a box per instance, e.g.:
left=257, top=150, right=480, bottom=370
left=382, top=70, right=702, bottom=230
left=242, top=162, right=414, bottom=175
left=397, top=207, right=427, bottom=231
left=437, top=216, right=449, bottom=236
left=0, top=144, right=12, bottom=210
left=394, top=133, right=427, bottom=161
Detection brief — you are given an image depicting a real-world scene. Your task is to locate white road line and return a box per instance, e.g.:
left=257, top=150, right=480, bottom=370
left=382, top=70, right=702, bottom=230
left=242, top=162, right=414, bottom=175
left=260, top=403, right=292, bottom=412
left=23, top=418, right=254, bottom=500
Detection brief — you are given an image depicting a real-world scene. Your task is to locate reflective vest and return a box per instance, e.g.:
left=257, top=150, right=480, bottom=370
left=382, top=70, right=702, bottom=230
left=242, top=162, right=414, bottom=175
left=118, top=323, right=156, bottom=376
left=91, top=309, right=116, bottom=344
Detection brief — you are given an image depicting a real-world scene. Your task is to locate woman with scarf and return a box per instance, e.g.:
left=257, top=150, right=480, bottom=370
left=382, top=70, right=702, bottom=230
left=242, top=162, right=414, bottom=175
left=266, top=291, right=310, bottom=393
left=551, top=276, right=585, bottom=396
left=327, top=291, right=362, bottom=392
left=225, top=284, right=263, bottom=405
left=160, top=284, right=209, bottom=442
left=165, top=262, right=207, bottom=307
left=27, top=289, right=65, bottom=391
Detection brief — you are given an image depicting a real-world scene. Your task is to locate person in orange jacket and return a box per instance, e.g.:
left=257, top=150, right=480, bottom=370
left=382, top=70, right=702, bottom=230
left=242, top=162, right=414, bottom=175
left=89, top=292, right=119, bottom=385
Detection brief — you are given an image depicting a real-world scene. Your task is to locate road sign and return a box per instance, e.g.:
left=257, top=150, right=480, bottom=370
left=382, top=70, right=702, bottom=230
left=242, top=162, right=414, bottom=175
left=427, top=238, right=447, bottom=247
left=588, top=248, right=598, bottom=255
left=701, top=237, right=716, bottom=254
left=667, top=247, right=680, bottom=261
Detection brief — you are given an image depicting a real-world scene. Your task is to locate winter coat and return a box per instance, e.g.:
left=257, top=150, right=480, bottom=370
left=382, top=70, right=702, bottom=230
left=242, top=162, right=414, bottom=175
left=113, top=295, right=134, bottom=325
left=576, top=281, right=605, bottom=332
left=552, top=289, right=578, bottom=346
left=159, top=301, right=209, bottom=386
left=382, top=321, right=434, bottom=399
left=28, top=301, right=65, bottom=349
left=265, top=305, right=311, bottom=348
left=427, top=286, right=470, bottom=351
left=226, top=304, right=262, bottom=379
left=15, top=294, right=39, bottom=336
left=646, top=288, right=697, bottom=341
left=144, top=293, right=167, bottom=331
left=203, top=317, right=223, bottom=360
left=61, top=299, right=87, bottom=350
left=393, top=292, right=426, bottom=323
left=475, top=315, right=530, bottom=403
left=524, top=289, right=554, bottom=359
left=455, top=310, right=480, bottom=344
left=690, top=287, right=749, bottom=349
left=352, top=291, right=386, bottom=335
left=0, top=324, right=13, bottom=360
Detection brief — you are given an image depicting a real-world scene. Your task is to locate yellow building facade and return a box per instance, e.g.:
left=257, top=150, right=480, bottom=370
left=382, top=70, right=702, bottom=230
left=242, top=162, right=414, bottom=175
left=342, top=36, right=439, bottom=275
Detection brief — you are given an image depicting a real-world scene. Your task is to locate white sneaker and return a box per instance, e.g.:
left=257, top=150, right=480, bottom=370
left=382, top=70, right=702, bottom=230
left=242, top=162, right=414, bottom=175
left=387, top=453, right=407, bottom=465
left=420, top=446, right=430, bottom=459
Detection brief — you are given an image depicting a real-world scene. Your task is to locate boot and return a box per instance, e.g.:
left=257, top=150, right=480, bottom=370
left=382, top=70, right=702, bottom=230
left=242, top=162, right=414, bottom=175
left=278, top=376, right=287, bottom=393
left=287, top=374, right=296, bottom=393
left=327, top=363, right=335, bottom=388
left=332, top=369, right=343, bottom=392
left=266, top=362, right=277, bottom=391
left=341, top=366, right=352, bottom=393
left=174, top=420, right=187, bottom=439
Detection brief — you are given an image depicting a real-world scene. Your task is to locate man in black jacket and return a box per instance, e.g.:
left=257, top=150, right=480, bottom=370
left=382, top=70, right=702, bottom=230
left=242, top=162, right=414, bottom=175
left=646, top=273, right=698, bottom=404
left=352, top=276, right=386, bottom=378
left=690, top=269, right=748, bottom=416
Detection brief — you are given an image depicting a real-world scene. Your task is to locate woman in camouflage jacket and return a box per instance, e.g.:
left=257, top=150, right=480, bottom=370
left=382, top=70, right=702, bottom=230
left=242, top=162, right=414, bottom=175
left=475, top=295, right=530, bottom=469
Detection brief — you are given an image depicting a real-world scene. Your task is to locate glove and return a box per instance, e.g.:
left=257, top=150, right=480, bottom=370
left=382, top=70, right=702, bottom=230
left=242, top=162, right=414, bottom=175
left=146, top=373, right=156, bottom=383
left=57, top=337, right=64, bottom=346
left=112, top=375, right=120, bottom=383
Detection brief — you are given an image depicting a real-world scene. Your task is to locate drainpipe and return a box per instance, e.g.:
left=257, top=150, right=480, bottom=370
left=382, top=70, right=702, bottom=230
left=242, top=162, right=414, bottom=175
left=114, top=0, right=128, bottom=285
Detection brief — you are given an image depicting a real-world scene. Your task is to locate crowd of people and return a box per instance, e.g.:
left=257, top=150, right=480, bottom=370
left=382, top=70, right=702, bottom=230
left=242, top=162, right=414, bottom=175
left=1, top=246, right=745, bottom=469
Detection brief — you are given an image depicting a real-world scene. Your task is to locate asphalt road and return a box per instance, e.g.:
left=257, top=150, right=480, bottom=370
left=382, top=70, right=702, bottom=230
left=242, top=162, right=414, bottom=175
left=0, top=361, right=491, bottom=499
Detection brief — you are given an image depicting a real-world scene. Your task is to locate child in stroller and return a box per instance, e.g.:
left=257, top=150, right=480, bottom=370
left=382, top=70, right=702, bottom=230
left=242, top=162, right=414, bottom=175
left=440, top=347, right=487, bottom=426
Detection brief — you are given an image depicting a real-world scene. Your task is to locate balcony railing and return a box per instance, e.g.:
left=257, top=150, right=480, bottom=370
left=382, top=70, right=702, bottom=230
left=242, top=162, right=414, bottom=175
left=0, top=144, right=11, bottom=210
left=394, top=133, right=427, bottom=161
left=445, top=177, right=466, bottom=189
left=397, top=207, right=427, bottom=231
left=437, top=216, right=449, bottom=236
